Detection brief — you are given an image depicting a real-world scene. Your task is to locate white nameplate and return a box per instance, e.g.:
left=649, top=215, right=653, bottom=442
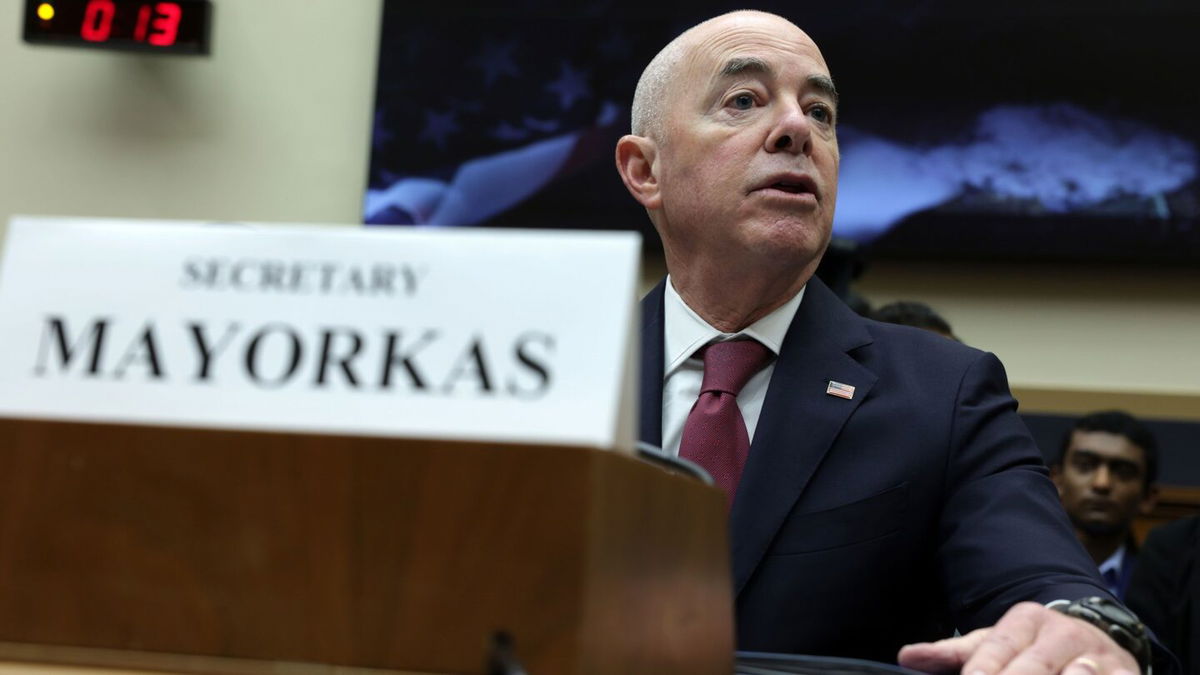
left=0, top=217, right=640, bottom=450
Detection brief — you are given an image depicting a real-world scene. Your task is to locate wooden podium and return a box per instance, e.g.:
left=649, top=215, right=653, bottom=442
left=0, top=418, right=733, bottom=674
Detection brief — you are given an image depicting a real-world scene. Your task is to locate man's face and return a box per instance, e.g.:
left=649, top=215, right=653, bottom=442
left=652, top=14, right=840, bottom=272
left=1053, top=430, right=1154, bottom=538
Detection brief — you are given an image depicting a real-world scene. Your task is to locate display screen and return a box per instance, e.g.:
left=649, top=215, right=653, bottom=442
left=23, top=0, right=211, bottom=55
left=365, top=2, right=1200, bottom=265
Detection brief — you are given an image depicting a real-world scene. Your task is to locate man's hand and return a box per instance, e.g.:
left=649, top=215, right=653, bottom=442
left=897, top=602, right=1140, bottom=674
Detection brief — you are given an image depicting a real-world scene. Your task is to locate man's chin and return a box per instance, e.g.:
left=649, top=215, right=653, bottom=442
left=742, top=222, right=829, bottom=262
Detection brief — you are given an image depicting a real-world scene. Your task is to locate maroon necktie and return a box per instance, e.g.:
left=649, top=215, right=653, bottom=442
left=678, top=339, right=774, bottom=509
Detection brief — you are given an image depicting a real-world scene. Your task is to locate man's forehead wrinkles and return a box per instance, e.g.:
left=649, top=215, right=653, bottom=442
left=685, top=28, right=836, bottom=94
left=697, top=23, right=808, bottom=54
left=701, top=56, right=838, bottom=106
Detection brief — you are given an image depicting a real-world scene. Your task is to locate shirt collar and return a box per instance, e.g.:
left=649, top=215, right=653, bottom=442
left=663, top=275, right=805, bottom=378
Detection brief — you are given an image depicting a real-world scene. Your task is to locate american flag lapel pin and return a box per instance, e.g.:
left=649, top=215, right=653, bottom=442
left=826, top=380, right=855, bottom=400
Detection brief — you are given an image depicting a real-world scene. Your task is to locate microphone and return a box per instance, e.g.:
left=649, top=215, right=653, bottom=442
left=635, top=441, right=714, bottom=486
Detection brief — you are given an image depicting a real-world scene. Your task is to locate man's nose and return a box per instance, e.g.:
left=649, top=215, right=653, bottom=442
left=764, top=103, right=812, bottom=155
left=1091, top=465, right=1113, bottom=492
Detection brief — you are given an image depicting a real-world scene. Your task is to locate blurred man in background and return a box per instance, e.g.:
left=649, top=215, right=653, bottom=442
left=871, top=300, right=958, bottom=341
left=1051, top=410, right=1159, bottom=600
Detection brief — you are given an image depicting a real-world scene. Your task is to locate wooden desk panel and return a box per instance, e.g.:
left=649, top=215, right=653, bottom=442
left=0, top=419, right=732, bottom=675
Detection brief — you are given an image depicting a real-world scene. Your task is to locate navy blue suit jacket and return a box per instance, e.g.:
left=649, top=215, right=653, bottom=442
left=639, top=277, right=1113, bottom=664
left=1127, top=516, right=1199, bottom=674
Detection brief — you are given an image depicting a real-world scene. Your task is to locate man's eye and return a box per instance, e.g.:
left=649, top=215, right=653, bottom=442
left=809, top=104, right=834, bottom=124
left=1072, top=457, right=1098, bottom=472
left=730, top=94, right=755, bottom=110
left=1111, top=463, right=1141, bottom=481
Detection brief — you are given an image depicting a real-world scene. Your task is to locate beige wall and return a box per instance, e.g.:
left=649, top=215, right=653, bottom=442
left=3, top=2, right=1197, bottom=415
left=0, top=1, right=382, bottom=242
left=857, top=262, right=1200, bottom=416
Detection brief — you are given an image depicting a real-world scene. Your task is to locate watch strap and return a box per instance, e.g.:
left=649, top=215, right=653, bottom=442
left=1049, top=596, right=1152, bottom=675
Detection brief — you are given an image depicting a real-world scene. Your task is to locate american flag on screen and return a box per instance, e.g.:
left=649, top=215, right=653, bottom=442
left=364, top=5, right=682, bottom=228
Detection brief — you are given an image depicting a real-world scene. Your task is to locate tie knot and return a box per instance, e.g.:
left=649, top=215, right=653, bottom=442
left=698, top=339, right=773, bottom=396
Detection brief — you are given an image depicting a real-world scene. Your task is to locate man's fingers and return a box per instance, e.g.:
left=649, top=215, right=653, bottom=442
left=959, top=602, right=1043, bottom=674
left=916, top=603, right=1143, bottom=675
left=993, top=608, right=1142, bottom=675
left=897, top=628, right=989, bottom=673
left=1062, top=656, right=1102, bottom=675
left=993, top=609, right=1101, bottom=674
left=1059, top=655, right=1137, bottom=675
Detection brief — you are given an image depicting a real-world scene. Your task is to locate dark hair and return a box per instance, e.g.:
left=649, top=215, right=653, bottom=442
left=1054, top=410, right=1159, bottom=488
left=871, top=301, right=956, bottom=339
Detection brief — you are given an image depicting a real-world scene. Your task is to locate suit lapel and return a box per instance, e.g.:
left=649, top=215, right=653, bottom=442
left=638, top=279, right=667, bottom=448
left=637, top=277, right=879, bottom=595
left=729, top=278, right=878, bottom=594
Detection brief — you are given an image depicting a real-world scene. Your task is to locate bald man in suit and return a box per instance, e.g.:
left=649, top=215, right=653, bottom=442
left=617, top=10, right=1165, bottom=674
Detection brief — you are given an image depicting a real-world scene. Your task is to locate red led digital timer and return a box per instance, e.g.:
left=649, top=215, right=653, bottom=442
left=23, top=0, right=212, bottom=54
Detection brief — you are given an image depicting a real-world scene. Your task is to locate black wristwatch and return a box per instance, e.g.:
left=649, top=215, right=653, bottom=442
left=1049, top=596, right=1152, bottom=674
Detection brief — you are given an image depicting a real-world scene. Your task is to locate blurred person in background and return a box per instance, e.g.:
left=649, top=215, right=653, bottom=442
left=1127, top=514, right=1199, bottom=674
left=871, top=300, right=958, bottom=341
left=1051, top=410, right=1159, bottom=600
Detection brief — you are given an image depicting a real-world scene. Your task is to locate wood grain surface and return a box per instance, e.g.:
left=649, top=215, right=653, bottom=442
left=0, top=418, right=733, bottom=674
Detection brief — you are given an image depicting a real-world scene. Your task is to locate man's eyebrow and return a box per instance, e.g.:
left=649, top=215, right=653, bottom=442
left=716, top=59, right=839, bottom=107
left=1069, top=449, right=1142, bottom=468
left=809, top=74, right=839, bottom=106
left=719, top=57, right=772, bottom=78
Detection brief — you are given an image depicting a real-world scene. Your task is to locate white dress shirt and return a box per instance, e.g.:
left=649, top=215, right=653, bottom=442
left=660, top=276, right=805, bottom=457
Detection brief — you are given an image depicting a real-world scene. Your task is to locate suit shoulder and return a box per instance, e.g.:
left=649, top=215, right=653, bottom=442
left=860, top=317, right=989, bottom=369
left=846, top=319, right=1014, bottom=412
left=1143, top=514, right=1200, bottom=554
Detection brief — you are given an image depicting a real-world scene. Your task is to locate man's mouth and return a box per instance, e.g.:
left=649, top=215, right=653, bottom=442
left=1080, top=498, right=1116, bottom=513
left=770, top=181, right=813, bottom=194
left=755, top=173, right=819, bottom=198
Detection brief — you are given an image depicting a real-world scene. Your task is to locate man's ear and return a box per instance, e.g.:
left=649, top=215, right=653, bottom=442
left=615, top=134, right=662, bottom=210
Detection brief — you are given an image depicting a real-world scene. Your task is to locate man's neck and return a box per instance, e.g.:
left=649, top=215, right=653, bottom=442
left=666, top=254, right=816, bottom=333
left=1079, top=531, right=1126, bottom=566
